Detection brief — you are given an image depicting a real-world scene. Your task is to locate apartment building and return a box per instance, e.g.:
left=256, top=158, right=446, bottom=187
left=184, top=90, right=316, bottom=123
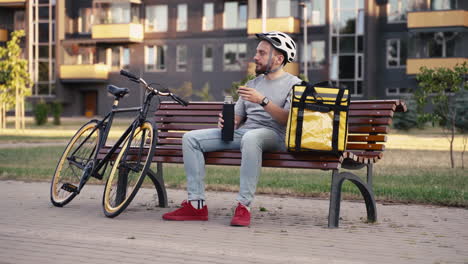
left=0, top=0, right=467, bottom=116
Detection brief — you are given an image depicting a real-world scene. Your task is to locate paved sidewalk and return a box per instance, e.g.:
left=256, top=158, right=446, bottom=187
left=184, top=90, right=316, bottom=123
left=0, top=181, right=467, bottom=264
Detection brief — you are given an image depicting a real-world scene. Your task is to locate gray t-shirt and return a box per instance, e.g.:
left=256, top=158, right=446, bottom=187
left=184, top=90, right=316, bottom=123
left=235, top=72, right=302, bottom=139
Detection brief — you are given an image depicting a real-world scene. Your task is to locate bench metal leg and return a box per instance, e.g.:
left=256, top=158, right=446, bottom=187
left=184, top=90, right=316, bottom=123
left=146, top=163, right=168, bottom=208
left=328, top=169, right=377, bottom=228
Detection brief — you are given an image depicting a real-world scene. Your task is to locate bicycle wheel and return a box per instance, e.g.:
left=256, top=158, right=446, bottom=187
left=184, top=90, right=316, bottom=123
left=50, top=120, right=100, bottom=207
left=102, top=120, right=156, bottom=218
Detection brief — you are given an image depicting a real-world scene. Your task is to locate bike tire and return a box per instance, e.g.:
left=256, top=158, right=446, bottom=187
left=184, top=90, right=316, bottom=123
left=50, top=120, right=100, bottom=207
left=102, top=120, right=157, bottom=218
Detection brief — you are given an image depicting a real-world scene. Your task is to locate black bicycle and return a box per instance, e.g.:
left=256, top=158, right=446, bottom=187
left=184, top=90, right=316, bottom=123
left=50, top=70, right=188, bottom=217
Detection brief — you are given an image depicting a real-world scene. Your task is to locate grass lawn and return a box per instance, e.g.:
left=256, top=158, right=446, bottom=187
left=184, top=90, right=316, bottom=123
left=0, top=118, right=467, bottom=207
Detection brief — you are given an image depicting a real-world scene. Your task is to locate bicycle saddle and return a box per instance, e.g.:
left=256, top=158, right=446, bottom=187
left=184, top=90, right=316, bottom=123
left=107, top=85, right=129, bottom=99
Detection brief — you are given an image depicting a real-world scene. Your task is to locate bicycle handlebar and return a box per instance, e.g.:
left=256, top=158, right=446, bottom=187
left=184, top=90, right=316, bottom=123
left=120, top=69, right=189, bottom=106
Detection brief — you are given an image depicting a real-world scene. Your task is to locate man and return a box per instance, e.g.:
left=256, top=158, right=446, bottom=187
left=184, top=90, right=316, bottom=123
left=163, top=31, right=301, bottom=226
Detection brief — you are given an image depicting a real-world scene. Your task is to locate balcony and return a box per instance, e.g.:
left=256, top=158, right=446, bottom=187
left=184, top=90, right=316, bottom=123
left=247, top=17, right=301, bottom=35
left=406, top=58, right=468, bottom=75
left=91, top=23, right=143, bottom=43
left=408, top=10, right=468, bottom=30
left=247, top=62, right=300, bottom=76
left=60, top=64, right=109, bottom=82
left=0, top=0, right=25, bottom=7
left=0, top=29, right=7, bottom=42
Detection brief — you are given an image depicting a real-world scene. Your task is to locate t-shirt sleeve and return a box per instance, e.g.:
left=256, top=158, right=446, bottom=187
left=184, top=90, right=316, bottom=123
left=283, top=78, right=302, bottom=110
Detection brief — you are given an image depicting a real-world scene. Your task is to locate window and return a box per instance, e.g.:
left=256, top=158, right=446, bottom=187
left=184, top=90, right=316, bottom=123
left=223, top=43, right=247, bottom=71
left=386, top=87, right=411, bottom=96
left=146, top=5, right=168, bottom=32
left=302, top=41, right=326, bottom=69
left=386, top=39, right=407, bottom=68
left=268, top=0, right=293, bottom=18
left=122, top=47, right=130, bottom=69
left=223, top=2, right=247, bottom=29
left=177, top=4, right=187, bottom=32
left=203, top=3, right=214, bottom=31
left=203, top=45, right=213, bottom=72
left=78, top=8, right=93, bottom=34
left=431, top=0, right=457, bottom=10
left=94, top=3, right=139, bottom=24
left=305, top=0, right=325, bottom=26
left=409, top=32, right=458, bottom=58
left=387, top=0, right=424, bottom=23
left=176, top=45, right=187, bottom=72
left=145, top=45, right=166, bottom=71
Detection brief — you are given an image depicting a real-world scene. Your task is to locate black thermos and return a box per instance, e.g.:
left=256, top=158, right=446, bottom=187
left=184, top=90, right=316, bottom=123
left=221, top=96, right=235, bottom=141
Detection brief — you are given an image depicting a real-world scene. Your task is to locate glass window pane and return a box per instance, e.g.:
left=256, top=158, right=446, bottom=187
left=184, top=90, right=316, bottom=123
left=203, top=45, right=213, bottom=72
left=111, top=47, right=120, bottom=70
left=122, top=47, right=130, bottom=69
left=400, top=39, right=407, bottom=65
left=146, top=5, right=167, bottom=32
left=311, top=41, right=325, bottom=69
left=340, top=0, right=355, bottom=9
left=339, top=36, right=355, bottom=53
left=339, top=10, right=356, bottom=34
left=238, top=3, right=247, bottom=28
left=39, top=61, right=49, bottom=82
left=177, top=4, right=188, bottom=32
left=203, top=3, right=214, bottom=31
left=39, top=23, right=49, bottom=43
left=308, top=0, right=325, bottom=26
left=38, top=83, right=49, bottom=95
left=156, top=45, right=166, bottom=70
left=224, top=2, right=237, bottom=29
left=39, top=45, right=49, bottom=58
left=177, top=45, right=187, bottom=71
left=39, top=6, right=49, bottom=20
left=339, top=55, right=355, bottom=79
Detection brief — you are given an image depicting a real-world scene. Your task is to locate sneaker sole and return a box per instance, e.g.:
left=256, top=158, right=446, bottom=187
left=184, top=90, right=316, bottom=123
left=163, top=215, right=208, bottom=221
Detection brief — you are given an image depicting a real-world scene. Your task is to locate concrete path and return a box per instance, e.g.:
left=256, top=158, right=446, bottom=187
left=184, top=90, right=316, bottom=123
left=0, top=181, right=467, bottom=264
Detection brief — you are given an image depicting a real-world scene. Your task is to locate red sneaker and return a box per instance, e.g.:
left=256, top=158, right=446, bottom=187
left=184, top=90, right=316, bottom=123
left=162, top=200, right=208, bottom=221
left=230, top=203, right=251, bottom=226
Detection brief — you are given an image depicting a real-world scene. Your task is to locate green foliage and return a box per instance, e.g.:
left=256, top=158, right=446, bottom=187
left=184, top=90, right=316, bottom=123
left=454, top=90, right=468, bottom=133
left=0, top=30, right=32, bottom=110
left=297, top=73, right=308, bottom=82
left=414, top=62, right=468, bottom=127
left=34, top=101, right=49, bottom=126
left=392, top=96, right=419, bottom=130
left=194, top=82, right=214, bottom=101
left=50, top=101, right=63, bottom=125
left=226, top=74, right=256, bottom=101
left=172, top=82, right=192, bottom=100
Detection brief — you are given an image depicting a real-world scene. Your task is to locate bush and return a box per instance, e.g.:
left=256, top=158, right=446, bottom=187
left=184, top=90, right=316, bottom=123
left=50, top=101, right=62, bottom=125
left=34, top=101, right=48, bottom=126
left=392, top=97, right=418, bottom=130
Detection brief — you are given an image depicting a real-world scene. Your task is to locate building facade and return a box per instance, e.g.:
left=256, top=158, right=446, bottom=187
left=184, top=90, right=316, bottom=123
left=0, top=0, right=467, bottom=116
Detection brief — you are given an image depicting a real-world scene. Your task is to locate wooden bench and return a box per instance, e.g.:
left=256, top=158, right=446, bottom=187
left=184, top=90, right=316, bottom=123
left=102, top=99, right=407, bottom=228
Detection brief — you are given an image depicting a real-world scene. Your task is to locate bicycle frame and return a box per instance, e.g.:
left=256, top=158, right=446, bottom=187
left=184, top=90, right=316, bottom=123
left=72, top=89, right=157, bottom=193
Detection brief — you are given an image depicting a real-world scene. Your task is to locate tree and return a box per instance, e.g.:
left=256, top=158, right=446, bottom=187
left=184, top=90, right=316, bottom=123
left=226, top=74, right=255, bottom=101
left=194, top=82, right=214, bottom=101
left=414, top=62, right=468, bottom=168
left=0, top=30, right=31, bottom=130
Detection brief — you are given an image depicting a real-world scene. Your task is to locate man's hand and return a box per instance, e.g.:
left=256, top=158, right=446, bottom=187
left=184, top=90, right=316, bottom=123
left=238, top=86, right=264, bottom=104
left=217, top=112, right=224, bottom=128
left=218, top=113, right=240, bottom=129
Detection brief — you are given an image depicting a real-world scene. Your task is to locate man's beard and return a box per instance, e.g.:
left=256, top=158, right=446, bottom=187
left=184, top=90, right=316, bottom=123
left=255, top=63, right=268, bottom=75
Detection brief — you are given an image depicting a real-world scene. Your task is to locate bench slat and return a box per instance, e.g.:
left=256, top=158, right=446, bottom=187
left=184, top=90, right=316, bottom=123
left=348, top=126, right=389, bottom=133
left=346, top=143, right=385, bottom=151
left=348, top=110, right=394, bottom=117
left=158, top=124, right=216, bottom=130
left=348, top=117, right=392, bottom=125
left=347, top=135, right=387, bottom=142
left=349, top=103, right=396, bottom=111
left=155, top=110, right=220, bottom=116
left=155, top=116, right=218, bottom=123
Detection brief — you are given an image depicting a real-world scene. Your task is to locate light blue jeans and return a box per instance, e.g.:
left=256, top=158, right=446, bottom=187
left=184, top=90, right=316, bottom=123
left=182, top=127, right=286, bottom=206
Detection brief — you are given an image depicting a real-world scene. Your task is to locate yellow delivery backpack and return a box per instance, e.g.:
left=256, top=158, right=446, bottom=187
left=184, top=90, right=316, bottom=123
left=286, top=81, right=350, bottom=155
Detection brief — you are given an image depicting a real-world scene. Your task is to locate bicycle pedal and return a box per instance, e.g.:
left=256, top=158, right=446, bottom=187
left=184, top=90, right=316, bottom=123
left=61, top=183, right=78, bottom=193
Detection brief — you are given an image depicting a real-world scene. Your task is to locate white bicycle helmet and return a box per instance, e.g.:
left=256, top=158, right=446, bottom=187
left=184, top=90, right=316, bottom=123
left=256, top=31, right=297, bottom=64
